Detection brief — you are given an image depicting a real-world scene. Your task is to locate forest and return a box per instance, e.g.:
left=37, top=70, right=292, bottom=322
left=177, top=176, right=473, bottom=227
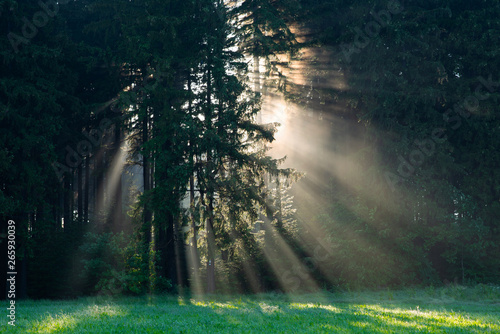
left=1, top=0, right=500, bottom=303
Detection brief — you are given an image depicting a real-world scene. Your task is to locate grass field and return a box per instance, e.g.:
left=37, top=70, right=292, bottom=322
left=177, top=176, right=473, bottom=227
left=3, top=285, right=500, bottom=333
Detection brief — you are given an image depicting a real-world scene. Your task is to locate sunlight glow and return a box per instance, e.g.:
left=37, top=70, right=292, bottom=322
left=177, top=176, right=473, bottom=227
left=35, top=314, right=78, bottom=333
left=357, top=304, right=500, bottom=331
left=33, top=305, right=125, bottom=333
left=289, top=303, right=342, bottom=313
left=260, top=223, right=321, bottom=293
left=191, top=301, right=240, bottom=310
left=258, top=302, right=282, bottom=314
left=94, top=135, right=129, bottom=227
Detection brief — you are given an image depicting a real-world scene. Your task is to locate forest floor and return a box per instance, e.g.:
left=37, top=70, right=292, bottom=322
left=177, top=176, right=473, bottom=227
left=4, top=285, right=500, bottom=333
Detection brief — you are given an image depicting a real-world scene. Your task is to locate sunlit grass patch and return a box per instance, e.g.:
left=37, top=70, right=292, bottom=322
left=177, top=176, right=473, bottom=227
left=353, top=304, right=500, bottom=333
left=24, top=303, right=127, bottom=333
left=258, top=302, right=282, bottom=314
left=32, top=314, right=78, bottom=333
left=5, top=286, right=500, bottom=333
left=191, top=300, right=241, bottom=310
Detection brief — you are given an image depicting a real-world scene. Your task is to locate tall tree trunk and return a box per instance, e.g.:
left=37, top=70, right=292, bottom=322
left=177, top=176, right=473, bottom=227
left=143, top=114, right=152, bottom=246
left=77, top=162, right=83, bottom=223
left=166, top=212, right=176, bottom=287
left=84, top=156, right=90, bottom=224
left=254, top=54, right=261, bottom=122
left=157, top=210, right=177, bottom=288
left=95, top=148, right=105, bottom=226
left=63, top=173, right=71, bottom=229
left=59, top=182, right=64, bottom=229
left=70, top=169, right=76, bottom=229
left=190, top=174, right=200, bottom=272
left=174, top=215, right=189, bottom=292
left=206, top=194, right=216, bottom=293
left=188, top=71, right=200, bottom=277
left=204, top=60, right=216, bottom=294
left=276, top=177, right=283, bottom=231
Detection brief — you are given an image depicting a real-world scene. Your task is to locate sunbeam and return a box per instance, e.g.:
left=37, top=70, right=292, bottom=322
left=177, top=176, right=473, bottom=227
left=93, top=131, right=129, bottom=230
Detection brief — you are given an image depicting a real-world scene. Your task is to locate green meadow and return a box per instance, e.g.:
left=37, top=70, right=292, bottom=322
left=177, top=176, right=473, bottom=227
left=3, top=285, right=500, bottom=333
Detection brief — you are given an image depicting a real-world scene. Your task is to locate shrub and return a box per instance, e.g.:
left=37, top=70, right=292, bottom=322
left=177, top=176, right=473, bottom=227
left=78, top=231, right=171, bottom=295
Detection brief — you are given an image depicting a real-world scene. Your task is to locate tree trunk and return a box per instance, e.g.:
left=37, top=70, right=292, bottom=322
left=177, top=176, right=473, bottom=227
left=84, top=156, right=90, bottom=224
left=254, top=54, right=261, bottom=122
left=206, top=194, right=216, bottom=293
left=63, top=173, right=71, bottom=229
left=143, top=114, right=152, bottom=246
left=204, top=59, right=216, bottom=294
left=167, top=215, right=176, bottom=287
left=77, top=162, right=83, bottom=223
left=95, top=148, right=105, bottom=226
left=276, top=177, right=283, bottom=231
left=174, top=215, right=189, bottom=292
left=157, top=211, right=177, bottom=288
left=190, top=174, right=200, bottom=273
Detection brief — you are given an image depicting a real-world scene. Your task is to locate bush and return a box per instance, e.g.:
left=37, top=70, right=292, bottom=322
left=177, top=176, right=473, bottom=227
left=79, top=231, right=171, bottom=295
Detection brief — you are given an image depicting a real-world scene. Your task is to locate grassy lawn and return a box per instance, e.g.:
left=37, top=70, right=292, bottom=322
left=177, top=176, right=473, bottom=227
left=3, top=285, right=500, bottom=333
